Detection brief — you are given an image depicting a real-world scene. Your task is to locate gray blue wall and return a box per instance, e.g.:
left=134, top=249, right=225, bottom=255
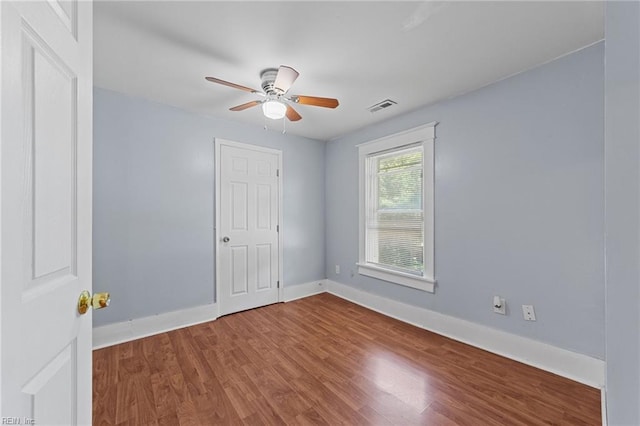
left=325, top=43, right=605, bottom=359
left=604, top=2, right=640, bottom=424
left=93, top=88, right=326, bottom=326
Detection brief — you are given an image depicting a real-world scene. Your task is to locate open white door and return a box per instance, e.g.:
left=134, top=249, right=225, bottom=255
left=216, top=139, right=282, bottom=316
left=1, top=1, right=95, bottom=424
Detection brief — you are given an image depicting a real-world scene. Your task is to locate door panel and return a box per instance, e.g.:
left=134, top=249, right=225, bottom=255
left=22, top=343, right=76, bottom=425
left=216, top=140, right=281, bottom=316
left=231, top=182, right=248, bottom=230
left=256, top=243, right=272, bottom=290
left=30, top=29, right=77, bottom=282
left=1, top=1, right=93, bottom=424
left=231, top=246, right=249, bottom=295
left=256, top=184, right=272, bottom=229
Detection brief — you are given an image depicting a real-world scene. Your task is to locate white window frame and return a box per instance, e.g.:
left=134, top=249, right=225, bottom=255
left=357, top=122, right=437, bottom=293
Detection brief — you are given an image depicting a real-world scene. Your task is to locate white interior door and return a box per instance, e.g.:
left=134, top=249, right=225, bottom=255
left=1, top=1, right=93, bottom=424
left=216, top=139, right=282, bottom=316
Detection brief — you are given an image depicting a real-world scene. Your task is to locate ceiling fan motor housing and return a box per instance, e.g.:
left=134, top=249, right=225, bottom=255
left=260, top=68, right=281, bottom=94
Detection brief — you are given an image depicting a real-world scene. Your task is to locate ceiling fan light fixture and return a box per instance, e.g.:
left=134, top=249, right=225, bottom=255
left=206, top=65, right=339, bottom=123
left=262, top=100, right=287, bottom=120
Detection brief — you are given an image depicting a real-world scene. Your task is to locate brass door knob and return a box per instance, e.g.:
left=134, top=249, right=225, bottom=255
left=77, top=290, right=111, bottom=315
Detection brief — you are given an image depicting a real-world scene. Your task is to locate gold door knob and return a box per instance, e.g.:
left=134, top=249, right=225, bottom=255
left=77, top=290, right=111, bottom=315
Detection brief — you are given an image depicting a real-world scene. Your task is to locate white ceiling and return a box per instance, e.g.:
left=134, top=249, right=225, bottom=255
left=94, top=1, right=604, bottom=141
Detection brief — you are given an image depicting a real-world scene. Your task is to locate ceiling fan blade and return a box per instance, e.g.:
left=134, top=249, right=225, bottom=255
left=274, top=66, right=299, bottom=93
left=205, top=76, right=260, bottom=93
left=291, top=95, right=339, bottom=109
left=286, top=105, right=302, bottom=122
left=229, top=100, right=262, bottom=111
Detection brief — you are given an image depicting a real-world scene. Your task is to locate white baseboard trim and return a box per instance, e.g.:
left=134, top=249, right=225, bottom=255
left=92, top=303, right=218, bottom=350
left=93, top=279, right=325, bottom=350
left=283, top=280, right=326, bottom=302
left=92, top=280, right=605, bottom=392
left=325, top=279, right=605, bottom=389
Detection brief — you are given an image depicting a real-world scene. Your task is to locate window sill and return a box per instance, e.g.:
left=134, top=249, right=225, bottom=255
left=356, top=263, right=435, bottom=293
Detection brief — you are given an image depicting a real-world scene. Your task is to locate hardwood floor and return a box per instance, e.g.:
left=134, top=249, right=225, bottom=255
left=93, top=293, right=601, bottom=425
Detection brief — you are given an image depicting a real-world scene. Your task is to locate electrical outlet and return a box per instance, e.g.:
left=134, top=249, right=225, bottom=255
left=522, top=305, right=536, bottom=321
left=493, top=296, right=506, bottom=315
left=335, top=264, right=340, bottom=274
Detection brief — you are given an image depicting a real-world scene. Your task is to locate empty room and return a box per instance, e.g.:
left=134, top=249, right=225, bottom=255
left=0, top=1, right=638, bottom=425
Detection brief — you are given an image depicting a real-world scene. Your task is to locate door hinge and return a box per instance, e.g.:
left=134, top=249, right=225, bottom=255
left=277, top=281, right=280, bottom=288
left=277, top=225, right=279, bottom=232
left=276, top=169, right=280, bottom=177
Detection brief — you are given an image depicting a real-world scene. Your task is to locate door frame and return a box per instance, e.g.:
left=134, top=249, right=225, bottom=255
left=214, top=138, right=284, bottom=316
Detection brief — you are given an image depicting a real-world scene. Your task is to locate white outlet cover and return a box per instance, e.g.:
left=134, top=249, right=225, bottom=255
left=522, top=305, right=536, bottom=321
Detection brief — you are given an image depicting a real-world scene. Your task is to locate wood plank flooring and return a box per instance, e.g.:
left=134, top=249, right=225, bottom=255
left=93, top=293, right=601, bottom=425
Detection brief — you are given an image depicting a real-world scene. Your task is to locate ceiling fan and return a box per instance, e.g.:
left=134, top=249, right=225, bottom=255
left=205, top=65, right=339, bottom=122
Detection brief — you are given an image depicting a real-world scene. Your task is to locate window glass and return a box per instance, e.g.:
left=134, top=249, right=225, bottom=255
left=366, top=146, right=424, bottom=275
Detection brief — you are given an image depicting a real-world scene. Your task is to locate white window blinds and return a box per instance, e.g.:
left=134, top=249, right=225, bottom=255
left=365, top=144, right=424, bottom=276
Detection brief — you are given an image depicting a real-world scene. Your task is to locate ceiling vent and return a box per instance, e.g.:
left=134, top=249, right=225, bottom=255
left=367, top=99, right=397, bottom=113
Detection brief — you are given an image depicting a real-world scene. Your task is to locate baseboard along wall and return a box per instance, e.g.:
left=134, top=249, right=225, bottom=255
left=92, top=279, right=605, bottom=391
left=324, top=280, right=605, bottom=389
left=92, top=281, right=325, bottom=349
left=92, top=303, right=219, bottom=350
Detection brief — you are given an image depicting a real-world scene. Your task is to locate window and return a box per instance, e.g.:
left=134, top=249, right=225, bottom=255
left=357, top=123, right=436, bottom=292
